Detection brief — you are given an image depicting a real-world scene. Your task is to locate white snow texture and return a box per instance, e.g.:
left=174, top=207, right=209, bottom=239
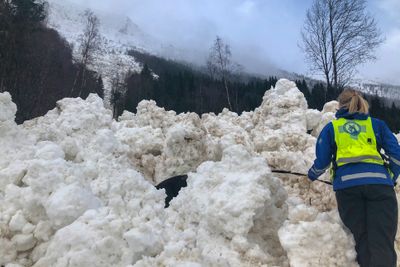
left=3, top=79, right=392, bottom=267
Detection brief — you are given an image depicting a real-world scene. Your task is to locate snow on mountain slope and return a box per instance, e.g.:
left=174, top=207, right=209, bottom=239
left=47, top=0, right=400, bottom=108
left=353, top=79, right=400, bottom=101
left=46, top=0, right=173, bottom=105
left=1, top=80, right=367, bottom=266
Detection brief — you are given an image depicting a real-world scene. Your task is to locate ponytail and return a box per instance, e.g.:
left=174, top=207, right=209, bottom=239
left=337, top=89, right=369, bottom=114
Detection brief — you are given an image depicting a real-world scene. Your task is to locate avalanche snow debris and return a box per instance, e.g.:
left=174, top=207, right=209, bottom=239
left=0, top=79, right=371, bottom=267
left=311, top=101, right=339, bottom=137
left=0, top=92, right=17, bottom=122
left=134, top=145, right=289, bottom=267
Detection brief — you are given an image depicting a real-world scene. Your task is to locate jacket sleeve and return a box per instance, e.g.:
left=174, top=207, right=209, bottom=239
left=308, top=123, right=334, bottom=181
left=379, top=120, right=400, bottom=182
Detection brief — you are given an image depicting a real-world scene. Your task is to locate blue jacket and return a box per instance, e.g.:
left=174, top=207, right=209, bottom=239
left=308, top=109, right=400, bottom=191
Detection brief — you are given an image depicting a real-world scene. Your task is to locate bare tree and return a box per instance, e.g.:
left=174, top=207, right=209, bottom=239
left=110, top=72, right=127, bottom=119
left=207, top=36, right=233, bottom=110
left=301, top=0, right=383, bottom=88
left=72, top=9, right=101, bottom=96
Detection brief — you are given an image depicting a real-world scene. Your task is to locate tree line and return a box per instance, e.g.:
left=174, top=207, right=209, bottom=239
left=111, top=49, right=277, bottom=117
left=111, top=49, right=400, bottom=132
left=0, top=0, right=103, bottom=123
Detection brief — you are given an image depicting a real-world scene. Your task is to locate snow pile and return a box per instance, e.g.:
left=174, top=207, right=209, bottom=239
left=277, top=173, right=336, bottom=213
left=136, top=145, right=289, bottom=266
left=279, top=197, right=357, bottom=267
left=251, top=79, right=316, bottom=175
left=118, top=101, right=212, bottom=184
left=0, top=95, right=166, bottom=266
left=201, top=109, right=254, bottom=155
left=0, top=79, right=362, bottom=267
left=311, top=101, right=338, bottom=137
left=0, top=92, right=17, bottom=122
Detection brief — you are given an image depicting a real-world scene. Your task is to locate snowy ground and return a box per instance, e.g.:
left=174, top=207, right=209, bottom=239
left=1, top=79, right=400, bottom=267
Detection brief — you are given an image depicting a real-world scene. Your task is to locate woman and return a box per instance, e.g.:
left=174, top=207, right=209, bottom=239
left=308, top=89, right=400, bottom=267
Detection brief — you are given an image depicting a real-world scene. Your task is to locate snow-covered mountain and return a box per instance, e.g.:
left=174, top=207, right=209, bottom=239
left=47, top=0, right=400, bottom=106
left=46, top=0, right=192, bottom=105
left=353, top=79, right=400, bottom=102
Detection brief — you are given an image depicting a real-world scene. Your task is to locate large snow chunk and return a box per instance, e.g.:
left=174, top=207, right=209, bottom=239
left=132, top=100, right=178, bottom=131
left=305, top=109, right=322, bottom=131
left=311, top=101, right=338, bottom=137
left=279, top=220, right=357, bottom=267
left=0, top=238, right=17, bottom=265
left=45, top=183, right=102, bottom=228
left=277, top=197, right=357, bottom=266
left=279, top=206, right=357, bottom=267
left=250, top=79, right=315, bottom=173
left=137, top=145, right=289, bottom=266
left=34, top=216, right=122, bottom=267
left=322, top=100, right=339, bottom=113
left=202, top=110, right=254, bottom=154
left=11, top=234, right=36, bottom=252
left=36, top=205, right=164, bottom=266
left=154, top=120, right=208, bottom=183
left=116, top=126, right=164, bottom=158
left=34, top=141, right=65, bottom=160
left=0, top=92, right=17, bottom=122
left=9, top=211, right=28, bottom=232
left=0, top=161, right=28, bottom=191
left=118, top=102, right=214, bottom=183
left=256, top=78, right=308, bottom=132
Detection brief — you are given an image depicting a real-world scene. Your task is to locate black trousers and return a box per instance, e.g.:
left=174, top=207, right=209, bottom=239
left=336, top=185, right=398, bottom=267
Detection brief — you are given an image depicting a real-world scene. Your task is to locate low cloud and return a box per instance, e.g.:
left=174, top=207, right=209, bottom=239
left=60, top=0, right=399, bottom=84
left=378, top=0, right=400, bottom=23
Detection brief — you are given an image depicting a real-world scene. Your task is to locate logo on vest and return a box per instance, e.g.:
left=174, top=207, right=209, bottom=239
left=339, top=121, right=366, bottom=140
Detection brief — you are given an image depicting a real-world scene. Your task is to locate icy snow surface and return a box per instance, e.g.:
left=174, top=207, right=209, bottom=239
left=3, top=79, right=394, bottom=267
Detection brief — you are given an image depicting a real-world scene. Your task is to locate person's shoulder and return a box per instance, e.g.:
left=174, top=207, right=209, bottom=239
left=370, top=116, right=392, bottom=135
left=370, top=116, right=387, bottom=127
left=320, top=121, right=334, bottom=136
left=322, top=121, right=334, bottom=131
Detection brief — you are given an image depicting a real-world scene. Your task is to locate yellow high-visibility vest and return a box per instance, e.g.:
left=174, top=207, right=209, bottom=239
left=332, top=117, right=384, bottom=167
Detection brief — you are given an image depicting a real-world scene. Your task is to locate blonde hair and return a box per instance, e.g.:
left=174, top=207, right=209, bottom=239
left=337, top=89, right=369, bottom=114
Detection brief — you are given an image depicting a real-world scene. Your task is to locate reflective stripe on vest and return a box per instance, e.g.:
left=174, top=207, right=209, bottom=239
left=341, top=172, right=387, bottom=182
left=332, top=117, right=384, bottom=167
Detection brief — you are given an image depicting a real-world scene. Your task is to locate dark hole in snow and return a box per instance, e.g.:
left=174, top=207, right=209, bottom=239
left=156, top=175, right=188, bottom=208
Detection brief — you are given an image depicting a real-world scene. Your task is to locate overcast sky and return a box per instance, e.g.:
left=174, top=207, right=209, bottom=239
left=68, top=0, right=400, bottom=85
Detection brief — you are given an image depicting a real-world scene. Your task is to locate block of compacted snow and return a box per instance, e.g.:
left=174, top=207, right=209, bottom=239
left=305, top=109, right=322, bottom=131
left=11, top=234, right=36, bottom=252
left=9, top=211, right=28, bottom=232
left=0, top=92, right=17, bottom=122
left=278, top=198, right=357, bottom=267
left=311, top=101, right=338, bottom=137
left=34, top=141, right=65, bottom=160
left=256, top=79, right=308, bottom=132
left=322, top=100, right=339, bottom=113
left=44, top=183, right=102, bottom=228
